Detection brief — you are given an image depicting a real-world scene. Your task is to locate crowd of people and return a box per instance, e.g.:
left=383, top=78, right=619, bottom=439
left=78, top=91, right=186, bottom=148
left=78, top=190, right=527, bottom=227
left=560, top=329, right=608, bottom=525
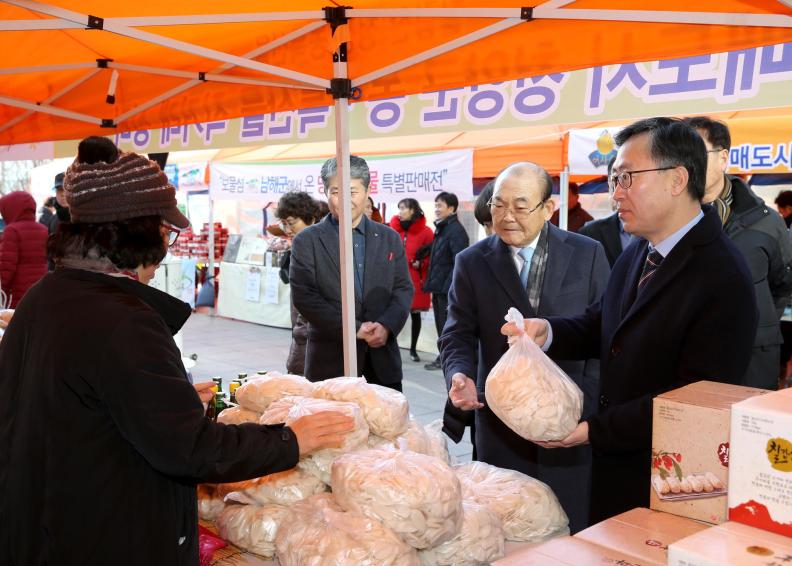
left=1, top=115, right=792, bottom=562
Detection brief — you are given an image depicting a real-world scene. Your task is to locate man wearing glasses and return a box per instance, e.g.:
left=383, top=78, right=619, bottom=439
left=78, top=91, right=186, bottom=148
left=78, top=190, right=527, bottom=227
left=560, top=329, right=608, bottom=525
left=503, top=117, right=757, bottom=523
left=683, top=116, right=792, bottom=390
left=439, top=161, right=610, bottom=533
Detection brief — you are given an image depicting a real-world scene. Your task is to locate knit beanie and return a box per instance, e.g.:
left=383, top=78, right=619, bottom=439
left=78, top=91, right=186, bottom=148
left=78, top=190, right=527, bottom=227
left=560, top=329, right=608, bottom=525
left=63, top=151, right=189, bottom=229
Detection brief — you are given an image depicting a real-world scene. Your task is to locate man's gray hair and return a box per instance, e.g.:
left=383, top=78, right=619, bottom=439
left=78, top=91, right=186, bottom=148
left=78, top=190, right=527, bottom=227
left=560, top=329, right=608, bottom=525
left=493, top=162, right=553, bottom=202
left=320, top=155, right=371, bottom=190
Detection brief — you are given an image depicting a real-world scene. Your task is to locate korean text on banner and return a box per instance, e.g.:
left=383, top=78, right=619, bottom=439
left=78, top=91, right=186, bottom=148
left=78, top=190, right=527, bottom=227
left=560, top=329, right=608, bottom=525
left=208, top=150, right=474, bottom=204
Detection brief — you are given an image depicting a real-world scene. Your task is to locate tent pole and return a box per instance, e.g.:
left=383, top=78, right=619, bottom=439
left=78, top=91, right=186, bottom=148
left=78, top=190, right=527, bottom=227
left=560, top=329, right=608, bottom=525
left=559, top=166, right=569, bottom=231
left=0, top=94, right=102, bottom=125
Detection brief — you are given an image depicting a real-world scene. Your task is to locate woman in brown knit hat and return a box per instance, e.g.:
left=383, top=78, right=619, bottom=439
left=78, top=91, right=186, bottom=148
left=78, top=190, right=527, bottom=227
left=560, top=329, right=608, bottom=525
left=0, top=137, right=353, bottom=566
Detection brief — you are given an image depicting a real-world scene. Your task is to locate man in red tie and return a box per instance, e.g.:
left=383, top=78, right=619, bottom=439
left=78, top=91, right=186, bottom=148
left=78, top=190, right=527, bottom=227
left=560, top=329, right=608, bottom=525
left=499, top=117, right=758, bottom=524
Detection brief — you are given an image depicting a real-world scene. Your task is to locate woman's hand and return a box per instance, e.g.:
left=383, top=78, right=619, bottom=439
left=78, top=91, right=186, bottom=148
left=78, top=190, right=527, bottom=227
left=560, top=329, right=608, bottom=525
left=289, top=411, right=356, bottom=456
left=193, top=381, right=216, bottom=404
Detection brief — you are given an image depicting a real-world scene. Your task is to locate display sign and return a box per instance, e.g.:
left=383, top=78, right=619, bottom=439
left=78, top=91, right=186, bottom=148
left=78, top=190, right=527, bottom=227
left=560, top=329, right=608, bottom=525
left=209, top=149, right=474, bottom=204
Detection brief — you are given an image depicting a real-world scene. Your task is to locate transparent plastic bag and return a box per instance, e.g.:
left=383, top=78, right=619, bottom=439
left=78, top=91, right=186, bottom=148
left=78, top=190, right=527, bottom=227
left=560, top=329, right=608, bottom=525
left=418, top=500, right=505, bottom=566
left=455, top=461, right=569, bottom=542
left=197, top=484, right=225, bottom=521
left=312, top=376, right=409, bottom=439
left=216, top=467, right=326, bottom=506
left=484, top=308, right=583, bottom=441
left=216, top=405, right=261, bottom=425
left=235, top=373, right=314, bottom=412
left=396, top=419, right=451, bottom=464
left=260, top=396, right=369, bottom=484
left=216, top=503, right=289, bottom=558
left=332, top=449, right=463, bottom=549
left=275, top=493, right=419, bottom=566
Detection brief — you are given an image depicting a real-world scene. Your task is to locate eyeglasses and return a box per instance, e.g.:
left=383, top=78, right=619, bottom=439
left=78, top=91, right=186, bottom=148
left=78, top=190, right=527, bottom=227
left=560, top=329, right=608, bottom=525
left=707, top=148, right=726, bottom=154
left=608, top=166, right=676, bottom=192
left=161, top=222, right=180, bottom=247
left=487, top=198, right=546, bottom=218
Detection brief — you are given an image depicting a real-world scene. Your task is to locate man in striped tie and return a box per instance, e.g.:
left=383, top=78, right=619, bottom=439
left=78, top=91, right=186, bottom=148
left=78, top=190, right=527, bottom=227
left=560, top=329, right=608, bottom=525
left=504, top=117, right=758, bottom=524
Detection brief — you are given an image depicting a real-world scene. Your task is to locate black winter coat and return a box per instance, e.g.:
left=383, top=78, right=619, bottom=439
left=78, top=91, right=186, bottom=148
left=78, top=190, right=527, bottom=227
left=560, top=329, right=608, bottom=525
left=0, top=268, right=300, bottom=566
left=423, top=214, right=469, bottom=295
left=723, top=176, right=792, bottom=389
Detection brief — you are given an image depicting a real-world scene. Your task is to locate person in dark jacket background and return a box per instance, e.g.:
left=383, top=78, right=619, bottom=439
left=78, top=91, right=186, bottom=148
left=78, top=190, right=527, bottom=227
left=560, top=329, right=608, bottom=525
left=0, top=137, right=353, bottom=566
left=550, top=182, right=594, bottom=233
left=389, top=198, right=434, bottom=362
left=38, top=196, right=56, bottom=228
left=423, top=191, right=469, bottom=370
left=685, top=116, right=792, bottom=390
left=0, top=191, right=48, bottom=308
left=276, top=191, right=321, bottom=375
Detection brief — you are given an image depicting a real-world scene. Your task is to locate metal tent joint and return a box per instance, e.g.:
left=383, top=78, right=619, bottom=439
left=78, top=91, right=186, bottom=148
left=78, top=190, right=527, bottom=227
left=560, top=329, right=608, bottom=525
left=333, top=42, right=348, bottom=63
left=96, top=59, right=112, bottom=68
left=100, top=118, right=116, bottom=128
left=86, top=15, right=104, bottom=30
left=324, top=5, right=349, bottom=33
left=198, top=71, right=207, bottom=81
left=521, top=7, right=534, bottom=20
left=327, top=78, right=361, bottom=100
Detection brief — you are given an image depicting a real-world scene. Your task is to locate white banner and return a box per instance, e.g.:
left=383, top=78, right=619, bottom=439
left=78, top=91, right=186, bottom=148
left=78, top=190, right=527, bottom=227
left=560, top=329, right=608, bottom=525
left=567, top=127, right=624, bottom=175
left=209, top=149, right=473, bottom=204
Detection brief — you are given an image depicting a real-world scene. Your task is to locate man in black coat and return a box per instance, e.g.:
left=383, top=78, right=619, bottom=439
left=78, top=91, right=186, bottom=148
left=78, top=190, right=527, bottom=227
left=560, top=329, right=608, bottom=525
left=439, top=162, right=610, bottom=532
left=423, top=191, right=469, bottom=371
left=579, top=212, right=629, bottom=268
left=290, top=155, right=413, bottom=390
left=685, top=116, right=792, bottom=390
left=506, top=117, right=758, bottom=523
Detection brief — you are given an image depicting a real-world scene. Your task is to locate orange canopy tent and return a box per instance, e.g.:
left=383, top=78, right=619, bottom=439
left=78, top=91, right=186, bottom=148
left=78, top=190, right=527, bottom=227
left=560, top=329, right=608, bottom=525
left=3, top=0, right=791, bottom=373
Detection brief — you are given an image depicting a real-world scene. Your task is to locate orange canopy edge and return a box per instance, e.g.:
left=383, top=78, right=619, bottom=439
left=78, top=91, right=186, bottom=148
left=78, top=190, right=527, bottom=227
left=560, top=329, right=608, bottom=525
left=1, top=1, right=791, bottom=145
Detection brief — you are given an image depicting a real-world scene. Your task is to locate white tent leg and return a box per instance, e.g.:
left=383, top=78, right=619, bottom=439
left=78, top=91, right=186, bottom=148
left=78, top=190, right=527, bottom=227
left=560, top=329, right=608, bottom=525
left=331, top=40, right=357, bottom=377
left=559, top=166, right=569, bottom=231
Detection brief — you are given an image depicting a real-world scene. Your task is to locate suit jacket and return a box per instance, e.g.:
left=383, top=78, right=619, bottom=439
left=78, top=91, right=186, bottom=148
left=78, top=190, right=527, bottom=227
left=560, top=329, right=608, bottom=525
left=546, top=206, right=758, bottom=523
left=290, top=215, right=413, bottom=384
left=579, top=212, right=624, bottom=268
left=439, top=223, right=610, bottom=532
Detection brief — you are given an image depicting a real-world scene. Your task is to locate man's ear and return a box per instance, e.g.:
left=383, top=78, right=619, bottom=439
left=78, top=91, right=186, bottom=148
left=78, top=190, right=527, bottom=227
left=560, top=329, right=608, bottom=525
left=543, top=197, right=556, bottom=220
left=670, top=166, right=690, bottom=197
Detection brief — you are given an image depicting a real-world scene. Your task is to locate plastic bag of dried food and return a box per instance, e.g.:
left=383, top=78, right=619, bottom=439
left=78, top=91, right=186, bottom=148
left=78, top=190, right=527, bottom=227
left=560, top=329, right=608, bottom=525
left=418, top=500, right=505, bottom=566
left=216, top=468, right=326, bottom=506
left=235, top=374, right=314, bottom=412
left=455, top=461, right=568, bottom=542
left=485, top=308, right=583, bottom=441
left=197, top=484, right=225, bottom=521
left=261, top=396, right=369, bottom=484
left=217, top=405, right=261, bottom=425
left=312, top=377, right=409, bottom=439
left=332, top=449, right=463, bottom=549
left=276, top=493, right=419, bottom=566
left=216, top=503, right=289, bottom=558
left=397, top=419, right=451, bottom=464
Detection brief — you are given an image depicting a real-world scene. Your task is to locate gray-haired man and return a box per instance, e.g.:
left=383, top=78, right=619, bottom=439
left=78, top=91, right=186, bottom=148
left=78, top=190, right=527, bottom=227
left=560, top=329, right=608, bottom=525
left=289, top=155, right=413, bottom=390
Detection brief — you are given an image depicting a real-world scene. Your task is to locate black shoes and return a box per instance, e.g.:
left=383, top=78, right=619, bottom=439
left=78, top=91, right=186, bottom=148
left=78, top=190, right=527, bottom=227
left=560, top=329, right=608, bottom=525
left=410, top=350, right=421, bottom=362
left=424, top=360, right=441, bottom=371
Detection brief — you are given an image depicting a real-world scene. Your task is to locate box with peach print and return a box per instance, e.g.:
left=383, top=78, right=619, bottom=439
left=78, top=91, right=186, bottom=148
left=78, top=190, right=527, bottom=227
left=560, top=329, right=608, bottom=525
left=650, top=381, right=768, bottom=524
left=728, top=387, right=792, bottom=538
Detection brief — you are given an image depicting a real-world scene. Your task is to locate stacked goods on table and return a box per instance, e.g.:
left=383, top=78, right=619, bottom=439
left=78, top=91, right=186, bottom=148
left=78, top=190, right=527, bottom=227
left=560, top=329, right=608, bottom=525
left=171, top=222, right=229, bottom=261
left=198, top=372, right=570, bottom=565
left=650, top=381, right=768, bottom=524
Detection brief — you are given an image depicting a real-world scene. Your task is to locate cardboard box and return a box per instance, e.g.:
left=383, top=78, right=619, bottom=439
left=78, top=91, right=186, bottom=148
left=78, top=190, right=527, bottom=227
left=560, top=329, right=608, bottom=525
left=493, top=536, right=660, bottom=566
left=668, top=521, right=792, bottom=566
left=651, top=381, right=768, bottom=524
left=575, top=507, right=709, bottom=564
left=728, top=387, right=792, bottom=538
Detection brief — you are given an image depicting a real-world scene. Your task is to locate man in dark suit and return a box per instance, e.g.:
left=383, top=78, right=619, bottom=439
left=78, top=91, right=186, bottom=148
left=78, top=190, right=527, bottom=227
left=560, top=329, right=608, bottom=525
left=290, top=156, right=413, bottom=390
left=506, top=117, right=758, bottom=523
left=439, top=162, right=610, bottom=533
left=579, top=212, right=627, bottom=268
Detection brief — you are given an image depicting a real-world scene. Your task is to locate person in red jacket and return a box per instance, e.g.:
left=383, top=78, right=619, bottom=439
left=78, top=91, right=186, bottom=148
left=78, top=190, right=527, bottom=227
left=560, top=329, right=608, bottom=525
left=389, top=198, right=434, bottom=361
left=0, top=191, right=48, bottom=308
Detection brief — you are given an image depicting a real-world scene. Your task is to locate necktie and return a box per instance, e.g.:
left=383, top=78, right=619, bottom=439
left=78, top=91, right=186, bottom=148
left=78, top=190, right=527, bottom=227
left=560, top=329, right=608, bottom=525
left=638, top=248, right=664, bottom=290
left=518, top=247, right=534, bottom=288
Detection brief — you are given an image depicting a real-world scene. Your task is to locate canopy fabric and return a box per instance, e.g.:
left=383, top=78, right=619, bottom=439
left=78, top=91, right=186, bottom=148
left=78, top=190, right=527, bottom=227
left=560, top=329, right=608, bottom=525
left=1, top=1, right=791, bottom=145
